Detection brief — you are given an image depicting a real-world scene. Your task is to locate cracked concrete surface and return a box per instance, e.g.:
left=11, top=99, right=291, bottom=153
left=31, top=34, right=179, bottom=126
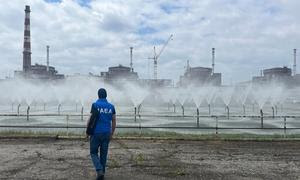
left=0, top=138, right=299, bottom=180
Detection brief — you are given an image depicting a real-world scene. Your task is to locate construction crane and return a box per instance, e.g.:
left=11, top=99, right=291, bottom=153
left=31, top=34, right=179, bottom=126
left=149, top=34, right=173, bottom=80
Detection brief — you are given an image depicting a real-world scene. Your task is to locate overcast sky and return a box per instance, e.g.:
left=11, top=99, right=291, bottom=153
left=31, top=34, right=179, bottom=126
left=0, top=0, right=299, bottom=84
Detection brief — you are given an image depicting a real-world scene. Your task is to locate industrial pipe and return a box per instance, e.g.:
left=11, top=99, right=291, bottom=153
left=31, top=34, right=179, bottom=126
left=196, top=108, right=200, bottom=127
left=275, top=105, right=278, bottom=115
left=260, top=109, right=264, bottom=128
left=17, top=104, right=21, bottom=116
left=272, top=107, right=275, bottom=119
left=226, top=106, right=230, bottom=120
left=58, top=104, right=61, bottom=115
left=134, top=107, right=137, bottom=122
left=26, top=106, right=30, bottom=121
left=208, top=104, right=211, bottom=115
left=81, top=106, right=84, bottom=121
left=181, top=105, right=184, bottom=117
left=173, top=104, right=176, bottom=113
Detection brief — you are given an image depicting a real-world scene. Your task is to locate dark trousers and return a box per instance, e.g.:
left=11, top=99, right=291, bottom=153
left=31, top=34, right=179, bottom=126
left=90, top=133, right=110, bottom=173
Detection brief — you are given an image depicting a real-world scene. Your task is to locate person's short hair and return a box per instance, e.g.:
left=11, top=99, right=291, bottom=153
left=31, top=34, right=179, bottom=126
left=98, top=88, right=107, bottom=99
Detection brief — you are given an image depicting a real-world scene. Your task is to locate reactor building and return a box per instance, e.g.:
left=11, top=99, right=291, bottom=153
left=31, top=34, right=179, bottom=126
left=100, top=64, right=172, bottom=87
left=178, top=48, right=222, bottom=87
left=252, top=66, right=292, bottom=85
left=100, top=47, right=138, bottom=84
left=14, top=5, right=64, bottom=80
left=178, top=61, right=221, bottom=87
left=252, top=66, right=300, bottom=87
left=101, top=64, right=139, bottom=83
left=100, top=47, right=173, bottom=88
left=252, top=49, right=300, bottom=87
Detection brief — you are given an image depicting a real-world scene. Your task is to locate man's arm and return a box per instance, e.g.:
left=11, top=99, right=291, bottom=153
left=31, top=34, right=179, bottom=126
left=86, top=114, right=91, bottom=126
left=111, top=114, right=116, bottom=139
left=87, top=103, right=96, bottom=126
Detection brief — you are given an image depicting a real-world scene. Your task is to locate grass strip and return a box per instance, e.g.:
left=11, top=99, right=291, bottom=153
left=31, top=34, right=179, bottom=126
left=0, top=130, right=300, bottom=141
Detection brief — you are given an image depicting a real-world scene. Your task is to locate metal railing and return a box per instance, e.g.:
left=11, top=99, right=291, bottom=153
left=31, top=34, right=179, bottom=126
left=0, top=113, right=299, bottom=136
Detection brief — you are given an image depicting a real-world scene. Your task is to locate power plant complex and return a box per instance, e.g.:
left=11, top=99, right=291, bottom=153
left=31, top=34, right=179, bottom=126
left=178, top=48, right=222, bottom=87
left=252, top=49, right=300, bottom=87
left=5, top=5, right=300, bottom=88
left=14, top=5, right=64, bottom=80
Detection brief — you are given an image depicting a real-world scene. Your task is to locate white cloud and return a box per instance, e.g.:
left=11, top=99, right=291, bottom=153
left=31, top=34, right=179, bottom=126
left=0, top=0, right=299, bottom=84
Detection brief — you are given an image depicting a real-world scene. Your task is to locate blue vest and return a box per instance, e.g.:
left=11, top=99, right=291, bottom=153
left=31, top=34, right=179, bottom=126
left=91, top=99, right=116, bottom=134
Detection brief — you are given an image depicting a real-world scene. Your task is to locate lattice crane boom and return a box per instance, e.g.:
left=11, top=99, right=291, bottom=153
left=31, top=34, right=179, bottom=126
left=149, top=34, right=173, bottom=80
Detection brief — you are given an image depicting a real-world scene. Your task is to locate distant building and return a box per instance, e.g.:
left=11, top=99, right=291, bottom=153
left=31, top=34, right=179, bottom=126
left=100, top=64, right=174, bottom=88
left=264, top=66, right=291, bottom=80
left=252, top=66, right=300, bottom=87
left=101, top=64, right=138, bottom=84
left=15, top=63, right=64, bottom=80
left=14, top=5, right=64, bottom=80
left=178, top=61, right=222, bottom=87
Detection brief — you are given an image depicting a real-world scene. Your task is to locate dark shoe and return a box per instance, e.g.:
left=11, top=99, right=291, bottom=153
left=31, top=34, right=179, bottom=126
left=96, top=171, right=104, bottom=180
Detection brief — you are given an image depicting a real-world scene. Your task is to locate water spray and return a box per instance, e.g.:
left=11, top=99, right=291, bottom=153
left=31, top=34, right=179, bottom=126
left=58, top=104, right=61, bottom=115
left=208, top=104, right=211, bottom=115
left=260, top=109, right=264, bottom=128
left=76, top=103, right=78, bottom=112
left=26, top=106, right=30, bottom=121
left=252, top=103, right=255, bottom=112
left=11, top=103, right=14, bottom=112
left=196, top=108, right=200, bottom=127
left=181, top=105, right=184, bottom=117
left=271, top=106, right=275, bottom=119
left=243, top=104, right=246, bottom=116
left=43, top=103, right=46, bottom=111
left=275, top=105, right=278, bottom=115
left=81, top=106, right=84, bottom=121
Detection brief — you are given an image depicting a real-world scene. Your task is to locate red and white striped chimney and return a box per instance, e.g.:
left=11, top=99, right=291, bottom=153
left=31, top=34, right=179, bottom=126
left=23, top=5, right=31, bottom=72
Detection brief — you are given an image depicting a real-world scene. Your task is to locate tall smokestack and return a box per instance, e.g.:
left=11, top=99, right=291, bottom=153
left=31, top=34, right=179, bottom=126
left=23, top=5, right=31, bottom=72
left=130, top=47, right=133, bottom=72
left=212, top=48, right=215, bottom=75
left=46, top=45, right=49, bottom=72
left=293, top=49, right=297, bottom=76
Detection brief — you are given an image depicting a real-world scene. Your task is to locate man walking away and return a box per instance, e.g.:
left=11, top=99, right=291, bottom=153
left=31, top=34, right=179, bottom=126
left=88, top=88, right=116, bottom=180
